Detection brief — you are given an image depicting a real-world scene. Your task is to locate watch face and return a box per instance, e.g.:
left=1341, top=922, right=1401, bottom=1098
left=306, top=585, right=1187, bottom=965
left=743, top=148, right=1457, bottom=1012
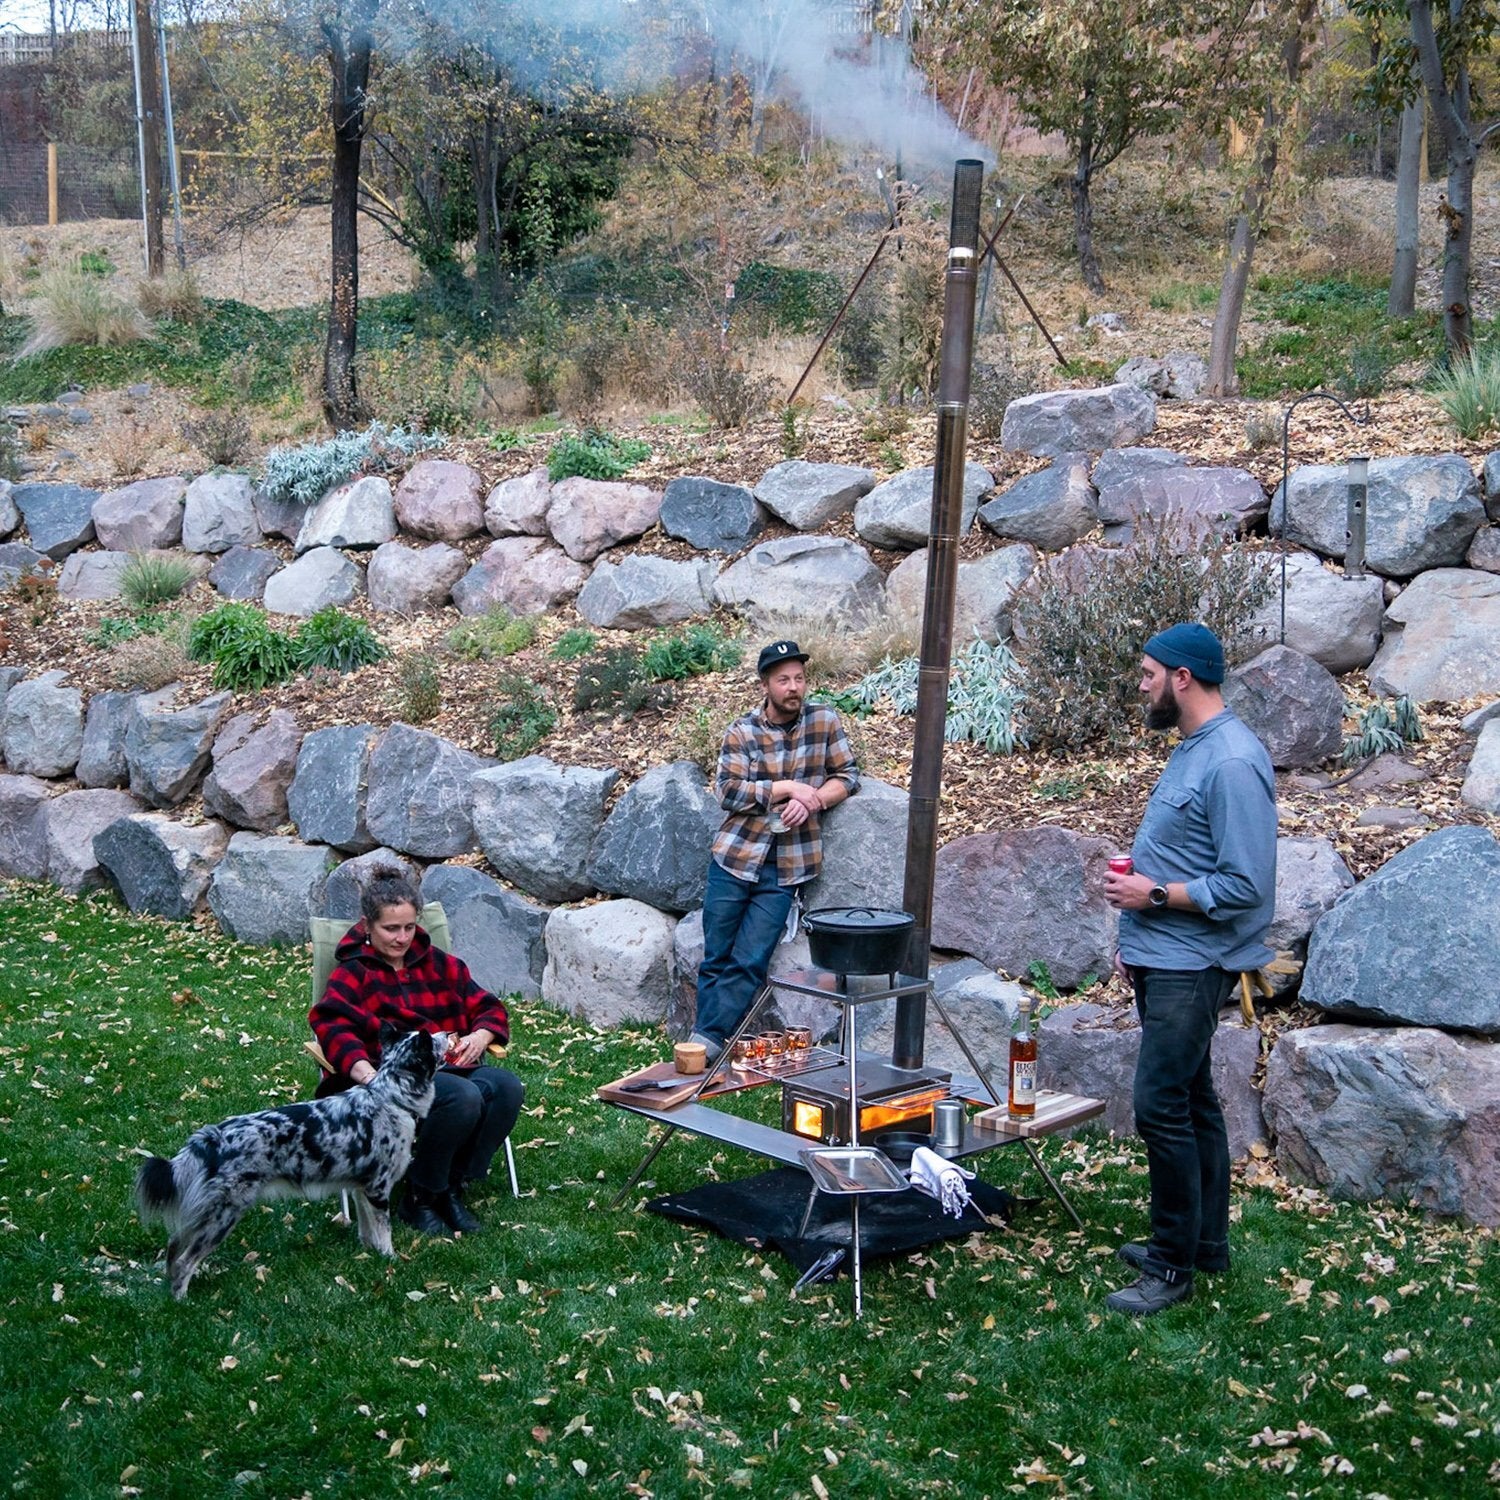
left=1149, top=885, right=1168, bottom=908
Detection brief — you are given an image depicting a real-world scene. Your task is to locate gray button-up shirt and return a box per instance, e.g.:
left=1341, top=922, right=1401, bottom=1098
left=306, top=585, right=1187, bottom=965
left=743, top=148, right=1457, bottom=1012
left=1118, top=709, right=1278, bottom=973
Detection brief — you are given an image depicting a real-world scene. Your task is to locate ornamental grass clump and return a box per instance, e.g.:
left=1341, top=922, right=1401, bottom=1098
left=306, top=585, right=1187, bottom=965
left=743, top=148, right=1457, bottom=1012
left=1431, top=344, right=1500, bottom=439
left=120, top=552, right=196, bottom=610
left=18, top=261, right=150, bottom=356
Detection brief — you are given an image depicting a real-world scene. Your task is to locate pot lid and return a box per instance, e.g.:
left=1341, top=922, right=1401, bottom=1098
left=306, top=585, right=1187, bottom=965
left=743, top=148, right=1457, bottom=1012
left=804, top=906, right=914, bottom=932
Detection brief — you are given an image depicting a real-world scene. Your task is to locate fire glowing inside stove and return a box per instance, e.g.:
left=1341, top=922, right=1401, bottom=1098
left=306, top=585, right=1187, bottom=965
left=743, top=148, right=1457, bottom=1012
left=787, top=1087, right=949, bottom=1144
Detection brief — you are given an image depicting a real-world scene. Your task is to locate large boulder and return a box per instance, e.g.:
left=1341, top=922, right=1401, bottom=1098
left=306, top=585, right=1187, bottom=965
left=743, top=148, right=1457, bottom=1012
left=1222, top=644, right=1344, bottom=769
left=294, top=475, right=396, bottom=555
left=1485, top=450, right=1500, bottom=519
left=853, top=462, right=993, bottom=550
left=207, top=545, right=281, bottom=601
left=452, top=537, right=587, bottom=617
left=484, top=470, right=551, bottom=537
left=1265, top=1024, right=1500, bottom=1225
left=57, top=550, right=130, bottom=601
left=754, top=460, right=876, bottom=530
left=252, top=485, right=304, bottom=542
left=12, top=482, right=99, bottom=559
left=802, top=777, right=909, bottom=913
left=932, top=826, right=1118, bottom=990
left=1266, top=836, right=1355, bottom=989
left=659, top=477, right=766, bottom=553
left=287, top=724, right=379, bottom=852
left=312, top=847, right=417, bottom=921
left=93, top=812, right=228, bottom=918
left=182, top=472, right=261, bottom=554
left=885, top=543, right=1036, bottom=644
left=366, top=540, right=468, bottom=614
left=713, top=535, right=885, bottom=625
left=1368, top=568, right=1500, bottom=702
left=0, top=542, right=47, bottom=587
left=576, top=555, right=716, bottom=629
left=1302, top=825, right=1500, bottom=1034
left=1091, top=447, right=1188, bottom=519
left=364, top=724, right=493, bottom=858
left=75, top=690, right=138, bottom=788
left=202, top=710, right=304, bottom=831
left=586, top=760, right=721, bottom=913
left=1001, top=383, right=1157, bottom=457
left=1469, top=526, right=1500, bottom=573
left=124, top=687, right=233, bottom=807
left=541, top=899, right=677, bottom=1028
left=419, top=863, right=549, bottom=1000
left=393, top=459, right=484, bottom=542
left=1098, top=464, right=1268, bottom=543
left=1245, top=549, right=1385, bottom=673
left=0, top=774, right=51, bottom=880
left=1, top=670, right=84, bottom=777
left=0, top=479, right=16, bottom=538
left=1270, top=455, right=1484, bottom=577
left=92, top=476, right=186, bottom=551
left=263, top=547, right=363, bottom=616
left=546, top=477, right=662, bottom=562
left=45, top=788, right=145, bottom=893
left=1460, top=719, right=1500, bottom=814
left=1114, top=351, right=1207, bottom=401
left=977, top=454, right=1097, bottom=551
left=470, top=756, right=620, bottom=903
left=207, top=832, right=334, bottom=945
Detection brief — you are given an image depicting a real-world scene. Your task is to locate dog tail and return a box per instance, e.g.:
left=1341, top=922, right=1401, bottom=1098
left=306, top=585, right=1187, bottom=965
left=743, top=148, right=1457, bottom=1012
left=135, top=1155, right=180, bottom=1225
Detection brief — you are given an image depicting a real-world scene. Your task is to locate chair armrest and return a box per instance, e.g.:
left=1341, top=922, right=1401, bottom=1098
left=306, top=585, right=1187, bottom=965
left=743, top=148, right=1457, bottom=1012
left=304, top=1038, right=335, bottom=1074
left=486, top=1042, right=507, bottom=1061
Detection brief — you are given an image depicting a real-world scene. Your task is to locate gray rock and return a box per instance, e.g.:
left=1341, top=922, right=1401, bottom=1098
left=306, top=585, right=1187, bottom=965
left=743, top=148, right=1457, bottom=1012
left=0, top=541, right=47, bottom=587
left=207, top=832, right=334, bottom=945
left=471, top=756, right=620, bottom=903
left=57, top=550, right=130, bottom=601
left=202, top=710, right=304, bottom=831
left=0, top=665, right=23, bottom=706
left=0, top=479, right=17, bottom=538
left=0, top=774, right=51, bottom=879
left=713, top=535, right=886, bottom=626
left=576, top=554, right=716, bottom=629
left=208, top=545, right=282, bottom=601
left=932, top=826, right=1118, bottom=990
left=1368, top=568, right=1500, bottom=702
left=2, top=670, right=84, bottom=777
left=1001, top=382, right=1157, bottom=457
left=1222, top=644, right=1344, bottom=769
left=1091, top=447, right=1186, bottom=513
left=1484, top=451, right=1500, bottom=520
left=1462, top=700, right=1500, bottom=734
left=287, top=724, right=379, bottom=853
left=364, top=724, right=493, bottom=859
left=92, top=476, right=186, bottom=551
left=312, top=847, right=417, bottom=921
left=1246, top=549, right=1385, bottom=674
left=803, top=777, right=908, bottom=913
left=659, top=476, right=766, bottom=553
left=484, top=470, right=552, bottom=537
left=1341, top=752, right=1428, bottom=793
left=393, top=459, right=485, bottom=542
left=420, top=863, right=549, bottom=999
left=587, top=760, right=721, bottom=913
left=1267, top=836, right=1355, bottom=991
left=885, top=543, right=1038, bottom=645
left=1270, top=455, right=1484, bottom=577
left=183, top=472, right=262, bottom=554
left=753, top=460, right=876, bottom=530
left=547, top=477, right=662, bottom=562
left=1465, top=526, right=1500, bottom=573
left=294, top=475, right=396, bottom=555
left=1354, top=806, right=1431, bottom=830
left=92, top=812, right=228, bottom=918
left=541, top=899, right=677, bottom=1027
left=366, top=540, right=467, bottom=614
left=1303, top=825, right=1500, bottom=1034
left=45, top=788, right=145, bottom=893
left=1460, top=718, right=1500, bottom=814
left=125, top=686, right=233, bottom=807
left=252, top=485, right=305, bottom=542
left=1099, top=464, right=1268, bottom=544
left=1265, top=1024, right=1500, bottom=1225
left=452, top=537, right=587, bottom=617
left=75, top=691, right=138, bottom=789
left=977, top=454, right=1097, bottom=550
left=1114, top=351, right=1207, bottom=400
left=12, top=482, right=100, bottom=559
left=263, top=546, right=362, bottom=616
left=853, top=462, right=993, bottom=550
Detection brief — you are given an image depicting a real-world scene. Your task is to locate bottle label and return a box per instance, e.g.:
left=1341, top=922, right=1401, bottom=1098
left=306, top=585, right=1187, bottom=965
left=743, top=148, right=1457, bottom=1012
left=1011, top=1060, right=1036, bottom=1104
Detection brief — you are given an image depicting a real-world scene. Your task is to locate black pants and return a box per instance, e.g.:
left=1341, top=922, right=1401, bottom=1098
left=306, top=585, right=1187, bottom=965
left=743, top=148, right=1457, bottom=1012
left=407, top=1066, right=525, bottom=1194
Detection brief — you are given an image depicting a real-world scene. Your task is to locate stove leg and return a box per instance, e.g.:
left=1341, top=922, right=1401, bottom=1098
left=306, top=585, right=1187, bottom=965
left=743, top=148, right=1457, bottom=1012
left=1022, top=1138, right=1084, bottom=1231
left=610, top=1124, right=680, bottom=1209
left=797, top=1183, right=821, bottom=1240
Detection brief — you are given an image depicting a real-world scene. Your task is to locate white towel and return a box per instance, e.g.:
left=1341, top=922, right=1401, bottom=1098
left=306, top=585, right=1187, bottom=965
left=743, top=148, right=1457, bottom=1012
left=909, top=1146, right=975, bottom=1218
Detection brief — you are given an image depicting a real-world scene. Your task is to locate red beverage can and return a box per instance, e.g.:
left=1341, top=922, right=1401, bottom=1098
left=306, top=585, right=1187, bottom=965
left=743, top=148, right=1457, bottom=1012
left=1108, top=856, right=1134, bottom=876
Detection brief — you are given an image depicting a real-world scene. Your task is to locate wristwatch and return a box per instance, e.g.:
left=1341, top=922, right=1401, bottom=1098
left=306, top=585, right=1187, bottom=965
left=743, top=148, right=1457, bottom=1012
left=1148, top=884, right=1169, bottom=909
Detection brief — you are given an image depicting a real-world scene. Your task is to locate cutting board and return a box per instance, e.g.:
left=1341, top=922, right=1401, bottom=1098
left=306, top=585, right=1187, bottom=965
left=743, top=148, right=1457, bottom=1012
left=970, top=1090, right=1105, bottom=1138
left=597, top=1060, right=751, bottom=1110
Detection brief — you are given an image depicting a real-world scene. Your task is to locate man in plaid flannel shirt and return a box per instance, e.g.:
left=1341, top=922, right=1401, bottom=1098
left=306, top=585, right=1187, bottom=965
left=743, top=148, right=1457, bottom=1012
left=689, top=640, right=860, bottom=1059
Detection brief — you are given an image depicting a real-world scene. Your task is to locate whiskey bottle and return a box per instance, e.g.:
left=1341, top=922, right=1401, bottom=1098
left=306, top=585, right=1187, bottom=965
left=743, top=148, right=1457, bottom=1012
left=1008, top=997, right=1037, bottom=1120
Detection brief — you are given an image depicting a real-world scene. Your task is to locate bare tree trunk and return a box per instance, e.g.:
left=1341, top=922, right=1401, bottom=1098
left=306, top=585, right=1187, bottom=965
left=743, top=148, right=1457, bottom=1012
left=469, top=112, right=505, bottom=311
left=133, top=0, right=164, bottom=276
left=1071, top=121, right=1104, bottom=295
left=1389, top=91, right=1423, bottom=316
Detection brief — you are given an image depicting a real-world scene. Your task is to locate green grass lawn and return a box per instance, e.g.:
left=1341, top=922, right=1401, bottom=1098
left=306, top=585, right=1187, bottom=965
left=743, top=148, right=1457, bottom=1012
left=2, top=884, right=1495, bottom=1499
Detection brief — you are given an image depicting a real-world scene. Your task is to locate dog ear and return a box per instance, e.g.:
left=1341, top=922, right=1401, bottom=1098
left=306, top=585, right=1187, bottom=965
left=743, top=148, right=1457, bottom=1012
left=377, top=1019, right=406, bottom=1049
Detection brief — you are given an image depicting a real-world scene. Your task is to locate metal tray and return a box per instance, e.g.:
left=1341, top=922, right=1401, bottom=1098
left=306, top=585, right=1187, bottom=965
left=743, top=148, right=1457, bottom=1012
left=799, top=1146, right=908, bottom=1195
left=738, top=1044, right=843, bottom=1083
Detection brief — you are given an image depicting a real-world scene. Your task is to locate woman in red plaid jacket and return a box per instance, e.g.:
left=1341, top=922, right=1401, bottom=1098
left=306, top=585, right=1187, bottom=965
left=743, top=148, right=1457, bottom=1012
left=309, top=865, right=524, bottom=1237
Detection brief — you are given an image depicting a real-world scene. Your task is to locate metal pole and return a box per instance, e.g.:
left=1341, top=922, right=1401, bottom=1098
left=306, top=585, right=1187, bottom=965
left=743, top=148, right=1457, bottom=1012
left=126, top=0, right=152, bottom=274
left=894, top=159, right=983, bottom=1072
left=157, top=2, right=187, bottom=271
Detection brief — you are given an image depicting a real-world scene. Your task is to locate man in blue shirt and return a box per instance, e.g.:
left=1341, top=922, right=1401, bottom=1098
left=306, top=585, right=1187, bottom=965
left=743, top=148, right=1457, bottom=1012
left=1103, top=623, right=1277, bottom=1316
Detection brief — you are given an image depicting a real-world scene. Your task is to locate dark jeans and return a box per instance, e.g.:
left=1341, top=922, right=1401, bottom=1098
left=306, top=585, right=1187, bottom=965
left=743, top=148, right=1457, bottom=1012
left=408, top=1065, right=525, bottom=1194
left=1130, top=966, right=1236, bottom=1282
left=693, top=857, right=793, bottom=1043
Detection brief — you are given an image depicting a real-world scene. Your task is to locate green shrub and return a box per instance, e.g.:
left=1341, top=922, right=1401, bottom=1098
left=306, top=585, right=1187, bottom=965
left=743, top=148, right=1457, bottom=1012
left=294, top=607, right=386, bottom=673
left=1431, top=344, right=1500, bottom=439
left=549, top=627, right=596, bottom=661
left=446, top=606, right=537, bottom=661
left=259, top=421, right=445, bottom=506
left=77, top=249, right=114, bottom=277
left=85, top=611, right=160, bottom=648
left=546, top=428, right=651, bottom=483
left=1339, top=335, right=1395, bottom=400
left=396, top=652, right=442, bottom=723
left=851, top=638, right=1027, bottom=755
left=640, top=622, right=742, bottom=682
left=120, top=552, right=195, bottom=610
left=573, top=645, right=655, bottom=716
left=489, top=674, right=557, bottom=759
left=1341, top=696, right=1424, bottom=767
left=187, top=602, right=299, bottom=691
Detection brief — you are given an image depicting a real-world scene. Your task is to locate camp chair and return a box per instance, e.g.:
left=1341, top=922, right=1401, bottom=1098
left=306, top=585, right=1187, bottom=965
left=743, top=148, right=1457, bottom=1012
left=306, top=903, right=520, bottom=1207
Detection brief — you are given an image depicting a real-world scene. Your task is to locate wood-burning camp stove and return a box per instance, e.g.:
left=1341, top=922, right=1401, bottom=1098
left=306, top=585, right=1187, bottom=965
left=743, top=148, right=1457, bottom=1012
left=781, top=1063, right=951, bottom=1145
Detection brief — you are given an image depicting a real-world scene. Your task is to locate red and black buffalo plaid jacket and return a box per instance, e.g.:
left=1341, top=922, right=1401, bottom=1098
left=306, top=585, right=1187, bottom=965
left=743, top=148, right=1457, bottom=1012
left=309, top=923, right=511, bottom=1079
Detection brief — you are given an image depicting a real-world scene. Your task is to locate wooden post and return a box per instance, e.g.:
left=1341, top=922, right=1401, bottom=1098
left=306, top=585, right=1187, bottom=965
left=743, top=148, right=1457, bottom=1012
left=47, top=143, right=59, bottom=226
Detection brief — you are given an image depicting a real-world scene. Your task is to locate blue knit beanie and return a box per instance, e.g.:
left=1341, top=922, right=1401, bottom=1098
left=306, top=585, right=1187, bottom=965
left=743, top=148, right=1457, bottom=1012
left=1142, top=622, right=1226, bottom=684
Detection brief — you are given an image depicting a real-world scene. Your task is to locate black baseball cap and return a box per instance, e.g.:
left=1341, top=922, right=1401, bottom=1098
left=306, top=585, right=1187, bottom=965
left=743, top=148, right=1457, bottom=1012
left=757, top=640, right=809, bottom=675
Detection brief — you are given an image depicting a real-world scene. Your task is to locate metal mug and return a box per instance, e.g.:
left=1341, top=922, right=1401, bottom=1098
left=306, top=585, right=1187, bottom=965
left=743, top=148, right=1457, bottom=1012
left=932, top=1098, right=966, bottom=1151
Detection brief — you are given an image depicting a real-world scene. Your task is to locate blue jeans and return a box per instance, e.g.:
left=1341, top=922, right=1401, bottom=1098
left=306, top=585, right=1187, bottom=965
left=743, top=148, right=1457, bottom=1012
left=1130, top=966, right=1236, bottom=1282
left=693, top=857, right=793, bottom=1043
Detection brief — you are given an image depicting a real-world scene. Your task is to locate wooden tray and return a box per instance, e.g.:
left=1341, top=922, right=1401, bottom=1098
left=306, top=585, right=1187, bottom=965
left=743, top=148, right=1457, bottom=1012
left=970, top=1090, right=1105, bottom=1139
left=597, top=1060, right=753, bottom=1111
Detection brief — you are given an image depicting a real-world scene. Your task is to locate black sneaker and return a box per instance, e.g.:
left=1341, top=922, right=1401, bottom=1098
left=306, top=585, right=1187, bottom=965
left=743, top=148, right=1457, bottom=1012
left=1105, top=1273, right=1193, bottom=1317
left=1117, top=1242, right=1230, bottom=1275
left=438, top=1186, right=482, bottom=1235
left=396, top=1185, right=453, bottom=1238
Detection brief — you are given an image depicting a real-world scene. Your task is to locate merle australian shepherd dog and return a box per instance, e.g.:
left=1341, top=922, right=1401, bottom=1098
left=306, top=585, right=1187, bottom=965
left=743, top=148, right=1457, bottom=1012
left=135, top=1025, right=445, bottom=1299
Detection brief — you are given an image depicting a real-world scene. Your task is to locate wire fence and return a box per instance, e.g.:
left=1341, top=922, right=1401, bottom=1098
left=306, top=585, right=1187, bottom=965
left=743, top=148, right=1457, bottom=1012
left=0, top=142, right=143, bottom=226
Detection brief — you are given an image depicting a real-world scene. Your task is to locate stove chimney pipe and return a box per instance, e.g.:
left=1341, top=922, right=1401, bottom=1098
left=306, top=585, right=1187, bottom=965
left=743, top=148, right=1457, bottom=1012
left=893, top=159, right=983, bottom=1072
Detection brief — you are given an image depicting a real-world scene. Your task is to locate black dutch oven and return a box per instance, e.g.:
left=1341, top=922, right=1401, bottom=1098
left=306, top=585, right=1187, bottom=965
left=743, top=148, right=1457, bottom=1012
left=804, top=906, right=915, bottom=975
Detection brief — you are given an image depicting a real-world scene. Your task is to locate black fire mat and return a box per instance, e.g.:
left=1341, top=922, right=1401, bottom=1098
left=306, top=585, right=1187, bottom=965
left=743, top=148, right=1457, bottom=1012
left=646, top=1167, right=1027, bottom=1276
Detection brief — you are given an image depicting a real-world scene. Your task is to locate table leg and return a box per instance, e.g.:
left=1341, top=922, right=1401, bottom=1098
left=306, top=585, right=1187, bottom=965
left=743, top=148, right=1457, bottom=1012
left=609, top=1123, right=680, bottom=1209
left=797, top=1182, right=821, bottom=1239
left=1022, top=1137, right=1084, bottom=1230
left=850, top=1196, right=863, bottom=1320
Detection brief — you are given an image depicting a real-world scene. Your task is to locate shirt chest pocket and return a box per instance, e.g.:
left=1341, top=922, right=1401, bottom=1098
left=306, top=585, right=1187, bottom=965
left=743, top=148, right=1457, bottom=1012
left=1143, top=787, right=1195, bottom=848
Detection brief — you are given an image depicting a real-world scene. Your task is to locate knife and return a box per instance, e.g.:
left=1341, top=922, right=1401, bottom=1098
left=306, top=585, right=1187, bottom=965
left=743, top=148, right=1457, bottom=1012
left=620, top=1078, right=686, bottom=1093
